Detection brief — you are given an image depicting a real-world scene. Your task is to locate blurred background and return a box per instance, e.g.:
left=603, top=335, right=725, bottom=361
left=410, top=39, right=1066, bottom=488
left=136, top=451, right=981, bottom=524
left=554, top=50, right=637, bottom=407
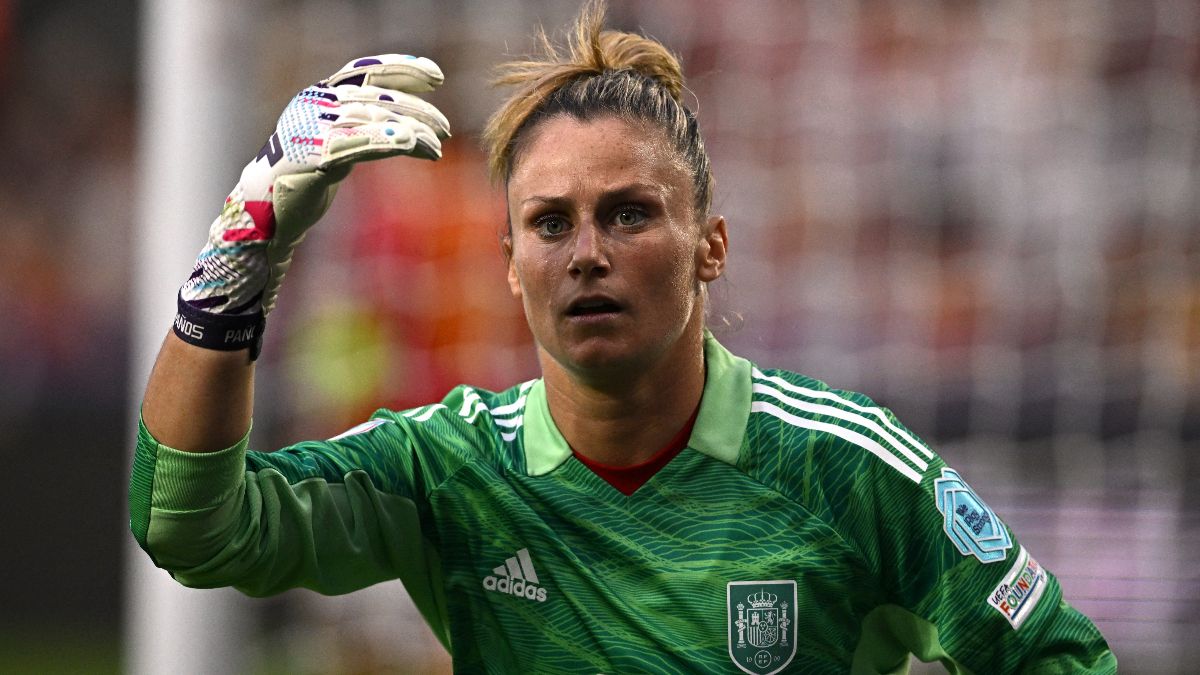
left=1, top=0, right=1197, bottom=673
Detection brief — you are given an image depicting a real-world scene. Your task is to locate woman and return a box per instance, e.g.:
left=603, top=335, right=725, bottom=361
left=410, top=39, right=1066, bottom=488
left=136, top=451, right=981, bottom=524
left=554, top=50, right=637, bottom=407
left=132, top=3, right=1114, bottom=672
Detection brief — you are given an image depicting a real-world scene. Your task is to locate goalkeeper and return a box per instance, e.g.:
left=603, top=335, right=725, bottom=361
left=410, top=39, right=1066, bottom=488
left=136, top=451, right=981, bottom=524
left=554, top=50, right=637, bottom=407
left=131, top=3, right=1115, bottom=673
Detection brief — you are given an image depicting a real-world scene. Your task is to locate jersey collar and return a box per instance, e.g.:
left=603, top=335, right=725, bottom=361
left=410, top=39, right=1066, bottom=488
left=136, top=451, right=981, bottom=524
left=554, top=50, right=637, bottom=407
left=522, top=332, right=752, bottom=476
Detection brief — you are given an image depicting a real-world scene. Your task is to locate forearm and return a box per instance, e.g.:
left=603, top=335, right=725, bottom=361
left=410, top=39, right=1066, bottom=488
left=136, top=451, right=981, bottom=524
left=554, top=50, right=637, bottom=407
left=142, top=330, right=254, bottom=452
left=137, top=57, right=446, bottom=453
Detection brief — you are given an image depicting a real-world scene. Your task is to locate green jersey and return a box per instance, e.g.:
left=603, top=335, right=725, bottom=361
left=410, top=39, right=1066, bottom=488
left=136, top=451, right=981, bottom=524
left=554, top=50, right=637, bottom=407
left=130, top=336, right=1115, bottom=673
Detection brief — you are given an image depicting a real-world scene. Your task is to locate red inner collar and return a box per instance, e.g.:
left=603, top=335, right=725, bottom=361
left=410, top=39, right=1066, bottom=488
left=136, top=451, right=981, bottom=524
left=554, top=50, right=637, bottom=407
left=572, top=404, right=700, bottom=496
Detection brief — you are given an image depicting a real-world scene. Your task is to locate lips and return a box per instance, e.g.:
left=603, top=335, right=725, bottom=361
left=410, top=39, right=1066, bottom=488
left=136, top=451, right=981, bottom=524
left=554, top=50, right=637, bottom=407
left=565, top=295, right=623, bottom=317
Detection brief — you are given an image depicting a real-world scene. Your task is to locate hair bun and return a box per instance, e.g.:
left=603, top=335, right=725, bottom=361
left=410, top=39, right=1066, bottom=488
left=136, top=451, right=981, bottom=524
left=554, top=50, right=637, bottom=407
left=592, top=29, right=684, bottom=101
left=485, top=0, right=702, bottom=188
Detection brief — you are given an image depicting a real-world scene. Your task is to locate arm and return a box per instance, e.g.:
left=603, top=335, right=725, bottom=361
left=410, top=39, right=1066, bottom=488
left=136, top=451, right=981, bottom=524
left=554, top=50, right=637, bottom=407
left=129, top=389, right=496, bottom=649
left=862, top=443, right=1116, bottom=673
left=142, top=332, right=254, bottom=452
left=137, top=54, right=449, bottom=453
left=814, top=392, right=1116, bottom=673
left=130, top=54, right=451, bottom=596
left=131, top=410, right=431, bottom=594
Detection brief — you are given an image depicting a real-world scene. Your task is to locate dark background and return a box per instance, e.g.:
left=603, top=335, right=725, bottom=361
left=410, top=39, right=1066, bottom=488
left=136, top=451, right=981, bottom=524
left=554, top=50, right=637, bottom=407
left=1, top=0, right=134, bottom=669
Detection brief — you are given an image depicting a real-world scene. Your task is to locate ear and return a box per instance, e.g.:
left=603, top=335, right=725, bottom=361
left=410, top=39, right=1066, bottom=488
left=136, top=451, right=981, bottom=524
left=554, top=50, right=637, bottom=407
left=696, top=215, right=728, bottom=283
left=503, top=233, right=523, bottom=300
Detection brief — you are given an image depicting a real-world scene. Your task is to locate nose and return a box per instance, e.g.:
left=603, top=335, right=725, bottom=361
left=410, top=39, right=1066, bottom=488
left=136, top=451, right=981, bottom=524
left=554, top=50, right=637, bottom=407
left=567, top=220, right=610, bottom=278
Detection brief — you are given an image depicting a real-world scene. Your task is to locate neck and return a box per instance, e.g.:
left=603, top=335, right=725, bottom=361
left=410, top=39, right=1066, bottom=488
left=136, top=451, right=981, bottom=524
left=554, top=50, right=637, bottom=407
left=540, top=326, right=706, bottom=467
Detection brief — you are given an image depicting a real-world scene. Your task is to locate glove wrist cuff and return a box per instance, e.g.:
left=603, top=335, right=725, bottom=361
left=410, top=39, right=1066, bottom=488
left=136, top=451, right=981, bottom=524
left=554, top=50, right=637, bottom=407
left=173, top=294, right=266, bottom=360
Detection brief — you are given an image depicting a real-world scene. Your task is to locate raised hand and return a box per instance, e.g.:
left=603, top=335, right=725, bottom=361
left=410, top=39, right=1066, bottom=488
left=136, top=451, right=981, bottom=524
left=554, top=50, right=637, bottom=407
left=175, top=55, right=450, bottom=357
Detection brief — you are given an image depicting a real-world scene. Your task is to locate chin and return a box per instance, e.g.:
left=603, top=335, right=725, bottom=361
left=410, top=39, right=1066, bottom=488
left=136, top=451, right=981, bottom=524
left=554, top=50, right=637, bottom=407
left=541, top=336, right=645, bottom=378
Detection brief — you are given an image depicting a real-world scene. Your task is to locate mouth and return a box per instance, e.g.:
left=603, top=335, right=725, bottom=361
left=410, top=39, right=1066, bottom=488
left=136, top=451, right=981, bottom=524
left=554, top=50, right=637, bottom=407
left=565, top=296, right=624, bottom=318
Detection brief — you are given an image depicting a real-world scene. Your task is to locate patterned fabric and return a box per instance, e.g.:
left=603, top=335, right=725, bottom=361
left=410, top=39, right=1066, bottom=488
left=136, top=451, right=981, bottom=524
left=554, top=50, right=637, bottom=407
left=130, top=336, right=1115, bottom=673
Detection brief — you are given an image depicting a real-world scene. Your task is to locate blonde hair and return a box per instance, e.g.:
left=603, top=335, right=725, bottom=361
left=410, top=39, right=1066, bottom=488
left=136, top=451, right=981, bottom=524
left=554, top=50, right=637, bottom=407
left=483, top=0, right=713, bottom=216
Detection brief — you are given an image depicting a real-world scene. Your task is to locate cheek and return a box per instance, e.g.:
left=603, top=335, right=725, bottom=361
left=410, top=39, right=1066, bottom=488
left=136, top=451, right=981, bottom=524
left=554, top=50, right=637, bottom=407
left=510, top=251, right=552, bottom=311
left=672, top=236, right=701, bottom=285
left=641, top=238, right=700, bottom=309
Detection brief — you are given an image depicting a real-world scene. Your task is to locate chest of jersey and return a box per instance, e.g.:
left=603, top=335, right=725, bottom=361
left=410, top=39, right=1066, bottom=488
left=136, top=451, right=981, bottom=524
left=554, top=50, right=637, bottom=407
left=426, top=449, right=878, bottom=673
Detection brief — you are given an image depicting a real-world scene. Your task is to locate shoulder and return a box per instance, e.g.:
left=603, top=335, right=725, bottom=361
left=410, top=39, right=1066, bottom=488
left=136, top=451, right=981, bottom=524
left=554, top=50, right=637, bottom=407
left=741, top=364, right=939, bottom=514
left=366, top=379, right=538, bottom=468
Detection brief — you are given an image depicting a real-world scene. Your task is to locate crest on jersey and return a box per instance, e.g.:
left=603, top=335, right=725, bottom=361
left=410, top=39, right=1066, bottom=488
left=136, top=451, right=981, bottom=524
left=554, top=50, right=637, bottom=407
left=934, top=467, right=1012, bottom=563
left=727, top=580, right=796, bottom=675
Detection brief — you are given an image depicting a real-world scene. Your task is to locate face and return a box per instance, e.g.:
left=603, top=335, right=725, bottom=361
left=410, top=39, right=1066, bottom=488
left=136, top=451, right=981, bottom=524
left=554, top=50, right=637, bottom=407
left=505, top=115, right=727, bottom=380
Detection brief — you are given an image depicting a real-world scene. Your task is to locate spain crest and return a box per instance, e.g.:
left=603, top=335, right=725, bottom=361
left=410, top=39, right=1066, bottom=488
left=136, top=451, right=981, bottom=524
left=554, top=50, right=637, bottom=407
left=727, top=580, right=797, bottom=675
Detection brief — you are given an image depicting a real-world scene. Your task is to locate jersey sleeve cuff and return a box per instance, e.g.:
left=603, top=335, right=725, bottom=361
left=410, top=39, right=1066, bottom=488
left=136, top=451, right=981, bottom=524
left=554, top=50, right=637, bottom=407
left=136, top=415, right=251, bottom=511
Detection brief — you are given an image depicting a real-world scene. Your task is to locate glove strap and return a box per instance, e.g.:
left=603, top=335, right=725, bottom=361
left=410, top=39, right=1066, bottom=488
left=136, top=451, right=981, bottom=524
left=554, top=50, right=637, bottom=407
left=173, top=294, right=266, bottom=360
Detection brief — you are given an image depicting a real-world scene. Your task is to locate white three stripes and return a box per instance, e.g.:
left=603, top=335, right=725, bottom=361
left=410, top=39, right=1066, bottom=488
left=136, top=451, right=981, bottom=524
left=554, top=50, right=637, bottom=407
left=750, top=370, right=930, bottom=483
left=454, top=381, right=534, bottom=442
left=751, top=382, right=930, bottom=472
left=752, top=401, right=923, bottom=483
left=752, top=368, right=932, bottom=459
left=402, top=404, right=446, bottom=423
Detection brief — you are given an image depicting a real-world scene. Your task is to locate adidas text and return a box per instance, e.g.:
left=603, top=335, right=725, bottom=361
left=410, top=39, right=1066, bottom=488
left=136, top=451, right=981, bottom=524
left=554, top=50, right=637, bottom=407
left=483, top=547, right=547, bottom=603
left=482, top=575, right=547, bottom=602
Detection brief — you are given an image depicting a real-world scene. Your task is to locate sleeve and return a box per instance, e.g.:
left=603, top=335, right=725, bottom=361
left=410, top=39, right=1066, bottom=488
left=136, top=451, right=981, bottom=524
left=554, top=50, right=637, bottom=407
left=127, top=391, right=486, bottom=645
left=824, top=395, right=1117, bottom=674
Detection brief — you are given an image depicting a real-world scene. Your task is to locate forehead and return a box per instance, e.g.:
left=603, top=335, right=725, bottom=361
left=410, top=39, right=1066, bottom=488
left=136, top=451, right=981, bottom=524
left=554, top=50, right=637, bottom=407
left=507, top=115, right=690, bottom=202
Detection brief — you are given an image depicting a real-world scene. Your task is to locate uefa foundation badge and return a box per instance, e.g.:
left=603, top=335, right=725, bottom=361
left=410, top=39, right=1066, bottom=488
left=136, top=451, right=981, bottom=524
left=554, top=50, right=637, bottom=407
left=727, top=581, right=796, bottom=675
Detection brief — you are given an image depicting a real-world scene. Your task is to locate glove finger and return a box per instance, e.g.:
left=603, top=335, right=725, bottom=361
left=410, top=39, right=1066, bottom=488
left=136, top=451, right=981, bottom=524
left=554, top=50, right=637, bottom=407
left=323, top=54, right=443, bottom=93
left=331, top=85, right=450, bottom=139
left=329, top=102, right=424, bottom=134
left=318, top=118, right=444, bottom=170
left=329, top=103, right=448, bottom=144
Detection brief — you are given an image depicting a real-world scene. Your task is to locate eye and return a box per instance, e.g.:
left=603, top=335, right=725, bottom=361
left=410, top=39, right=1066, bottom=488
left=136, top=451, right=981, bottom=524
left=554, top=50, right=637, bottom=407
left=535, top=215, right=569, bottom=237
left=614, top=207, right=645, bottom=228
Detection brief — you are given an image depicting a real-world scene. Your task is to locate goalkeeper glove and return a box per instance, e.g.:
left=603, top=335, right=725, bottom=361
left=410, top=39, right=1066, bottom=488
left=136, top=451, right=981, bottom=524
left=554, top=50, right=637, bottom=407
left=173, top=54, right=450, bottom=358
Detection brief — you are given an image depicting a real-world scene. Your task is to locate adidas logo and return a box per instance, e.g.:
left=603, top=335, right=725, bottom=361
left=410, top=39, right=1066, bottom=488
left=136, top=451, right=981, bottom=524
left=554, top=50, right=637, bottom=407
left=482, top=548, right=547, bottom=603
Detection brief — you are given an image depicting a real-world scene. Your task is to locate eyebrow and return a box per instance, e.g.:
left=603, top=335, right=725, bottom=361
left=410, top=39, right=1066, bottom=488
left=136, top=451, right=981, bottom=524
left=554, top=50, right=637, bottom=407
left=519, top=182, right=668, bottom=208
left=520, top=195, right=565, bottom=207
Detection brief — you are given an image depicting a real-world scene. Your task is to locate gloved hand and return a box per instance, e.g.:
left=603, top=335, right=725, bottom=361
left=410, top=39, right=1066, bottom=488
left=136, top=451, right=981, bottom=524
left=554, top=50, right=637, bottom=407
left=173, top=55, right=450, bottom=358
